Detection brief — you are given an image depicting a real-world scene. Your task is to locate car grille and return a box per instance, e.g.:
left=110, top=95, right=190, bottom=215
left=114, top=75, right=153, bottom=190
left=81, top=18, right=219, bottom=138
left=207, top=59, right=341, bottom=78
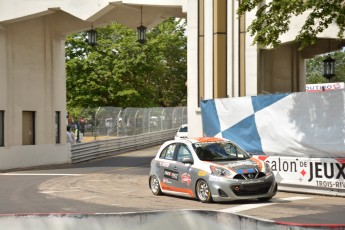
left=233, top=172, right=266, bottom=180
left=231, top=182, right=272, bottom=196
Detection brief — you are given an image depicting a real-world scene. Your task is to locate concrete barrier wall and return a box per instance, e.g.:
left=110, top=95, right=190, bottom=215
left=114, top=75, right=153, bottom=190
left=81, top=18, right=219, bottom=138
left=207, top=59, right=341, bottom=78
left=1, top=210, right=340, bottom=230
left=0, top=144, right=71, bottom=171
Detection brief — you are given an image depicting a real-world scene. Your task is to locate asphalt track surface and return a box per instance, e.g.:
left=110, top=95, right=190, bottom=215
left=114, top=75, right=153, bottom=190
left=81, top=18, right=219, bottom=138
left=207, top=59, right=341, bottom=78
left=0, top=145, right=344, bottom=227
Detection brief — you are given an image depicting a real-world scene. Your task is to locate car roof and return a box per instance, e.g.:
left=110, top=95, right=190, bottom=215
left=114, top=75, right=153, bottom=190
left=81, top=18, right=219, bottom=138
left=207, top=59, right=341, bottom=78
left=190, top=137, right=224, bottom=143
left=174, top=137, right=225, bottom=144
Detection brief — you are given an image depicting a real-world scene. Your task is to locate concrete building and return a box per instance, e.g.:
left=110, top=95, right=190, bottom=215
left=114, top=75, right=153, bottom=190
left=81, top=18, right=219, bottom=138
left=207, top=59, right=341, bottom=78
left=186, top=0, right=345, bottom=137
left=0, top=0, right=186, bottom=170
left=0, top=0, right=343, bottom=170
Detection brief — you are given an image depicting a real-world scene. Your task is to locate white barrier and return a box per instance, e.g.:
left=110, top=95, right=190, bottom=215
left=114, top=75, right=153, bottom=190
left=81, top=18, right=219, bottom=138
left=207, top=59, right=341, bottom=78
left=0, top=210, right=338, bottom=230
left=200, top=90, right=345, bottom=197
left=0, top=144, right=71, bottom=171
left=200, top=90, right=345, bottom=158
left=254, top=156, right=345, bottom=197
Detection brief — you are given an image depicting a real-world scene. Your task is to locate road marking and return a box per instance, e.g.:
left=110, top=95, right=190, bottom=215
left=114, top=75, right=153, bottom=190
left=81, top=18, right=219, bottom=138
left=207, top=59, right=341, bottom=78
left=276, top=196, right=312, bottom=201
left=40, top=189, right=81, bottom=194
left=220, top=196, right=312, bottom=213
left=1, top=164, right=149, bottom=177
left=110, top=204, right=121, bottom=206
left=1, top=173, right=82, bottom=176
left=80, top=196, right=98, bottom=200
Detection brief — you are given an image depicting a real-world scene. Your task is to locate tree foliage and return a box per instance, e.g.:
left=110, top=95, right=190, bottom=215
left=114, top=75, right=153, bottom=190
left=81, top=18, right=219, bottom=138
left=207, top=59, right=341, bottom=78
left=238, top=0, right=345, bottom=49
left=306, top=51, right=345, bottom=83
left=65, top=18, right=187, bottom=118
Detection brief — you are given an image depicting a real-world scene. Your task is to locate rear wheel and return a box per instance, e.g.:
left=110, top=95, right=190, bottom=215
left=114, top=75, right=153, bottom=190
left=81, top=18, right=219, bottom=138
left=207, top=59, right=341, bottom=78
left=149, top=175, right=162, bottom=195
left=196, top=179, right=213, bottom=203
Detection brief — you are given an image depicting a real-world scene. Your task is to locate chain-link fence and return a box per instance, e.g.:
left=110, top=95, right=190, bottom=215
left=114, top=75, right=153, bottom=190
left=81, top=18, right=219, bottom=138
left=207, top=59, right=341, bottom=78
left=69, top=107, right=187, bottom=142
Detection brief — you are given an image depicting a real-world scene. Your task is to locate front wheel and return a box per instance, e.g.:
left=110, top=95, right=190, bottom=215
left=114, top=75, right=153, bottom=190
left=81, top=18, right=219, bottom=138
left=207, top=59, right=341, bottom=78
left=149, top=175, right=162, bottom=195
left=196, top=179, right=213, bottom=203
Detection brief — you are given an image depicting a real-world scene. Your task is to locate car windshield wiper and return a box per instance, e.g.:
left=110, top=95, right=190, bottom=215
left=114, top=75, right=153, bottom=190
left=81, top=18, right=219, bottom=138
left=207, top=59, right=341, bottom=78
left=211, top=157, right=237, bottom=161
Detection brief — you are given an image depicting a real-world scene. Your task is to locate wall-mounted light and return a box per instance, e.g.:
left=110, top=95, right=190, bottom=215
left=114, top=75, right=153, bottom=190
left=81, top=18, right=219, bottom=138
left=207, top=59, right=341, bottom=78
left=87, top=24, right=97, bottom=47
left=137, top=6, right=147, bottom=44
left=323, top=39, right=335, bottom=81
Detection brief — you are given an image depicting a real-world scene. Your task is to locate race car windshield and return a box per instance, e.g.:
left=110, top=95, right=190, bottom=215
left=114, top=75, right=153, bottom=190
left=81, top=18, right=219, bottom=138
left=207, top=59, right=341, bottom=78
left=193, top=142, right=250, bottom=161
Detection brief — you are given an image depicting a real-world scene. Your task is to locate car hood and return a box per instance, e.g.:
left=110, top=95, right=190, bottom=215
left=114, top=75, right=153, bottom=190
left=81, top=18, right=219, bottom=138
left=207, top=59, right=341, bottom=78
left=207, top=158, right=263, bottom=173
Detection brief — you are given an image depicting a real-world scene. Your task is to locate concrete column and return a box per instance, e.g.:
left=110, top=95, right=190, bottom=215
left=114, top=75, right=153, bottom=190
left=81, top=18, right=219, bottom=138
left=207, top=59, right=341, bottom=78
left=0, top=25, right=7, bottom=108
left=187, top=0, right=203, bottom=137
left=198, top=0, right=205, bottom=104
left=0, top=25, right=8, bottom=147
left=213, top=0, right=227, bottom=98
left=204, top=0, right=213, bottom=100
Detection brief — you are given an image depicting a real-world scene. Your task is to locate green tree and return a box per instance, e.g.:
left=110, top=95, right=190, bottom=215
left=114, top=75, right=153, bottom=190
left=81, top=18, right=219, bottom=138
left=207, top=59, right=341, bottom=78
left=65, top=18, right=187, bottom=119
left=238, top=0, right=345, bottom=49
left=145, top=18, right=187, bottom=107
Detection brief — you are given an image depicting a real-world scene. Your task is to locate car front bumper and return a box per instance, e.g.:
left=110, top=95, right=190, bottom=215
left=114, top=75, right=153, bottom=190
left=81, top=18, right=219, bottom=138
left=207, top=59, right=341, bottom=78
left=207, top=173, right=277, bottom=202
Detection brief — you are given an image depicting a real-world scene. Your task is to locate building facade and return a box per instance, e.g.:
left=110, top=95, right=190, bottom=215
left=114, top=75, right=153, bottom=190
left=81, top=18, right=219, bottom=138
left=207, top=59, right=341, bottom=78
left=0, top=0, right=343, bottom=170
left=187, top=0, right=344, bottom=137
left=0, top=0, right=186, bottom=170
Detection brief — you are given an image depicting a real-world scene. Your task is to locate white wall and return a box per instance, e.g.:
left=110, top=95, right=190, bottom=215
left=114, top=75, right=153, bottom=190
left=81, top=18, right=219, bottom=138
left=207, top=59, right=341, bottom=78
left=227, top=1, right=239, bottom=98
left=0, top=145, right=71, bottom=171
left=0, top=15, right=70, bottom=170
left=245, top=8, right=258, bottom=96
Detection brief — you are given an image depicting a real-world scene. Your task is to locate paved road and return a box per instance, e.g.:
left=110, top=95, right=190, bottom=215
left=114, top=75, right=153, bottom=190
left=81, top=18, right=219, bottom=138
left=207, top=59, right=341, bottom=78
left=0, top=146, right=344, bottom=226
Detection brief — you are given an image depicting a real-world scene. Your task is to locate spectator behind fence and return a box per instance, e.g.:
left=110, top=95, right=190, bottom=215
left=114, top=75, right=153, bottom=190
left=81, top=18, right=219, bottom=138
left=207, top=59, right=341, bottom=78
left=70, top=127, right=76, bottom=144
left=66, top=126, right=74, bottom=144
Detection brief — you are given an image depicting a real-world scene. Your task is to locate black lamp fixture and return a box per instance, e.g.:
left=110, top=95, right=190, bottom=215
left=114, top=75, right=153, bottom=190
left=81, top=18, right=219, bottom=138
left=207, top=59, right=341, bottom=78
left=87, top=24, right=97, bottom=47
left=137, top=6, right=147, bottom=44
left=323, top=39, right=335, bottom=81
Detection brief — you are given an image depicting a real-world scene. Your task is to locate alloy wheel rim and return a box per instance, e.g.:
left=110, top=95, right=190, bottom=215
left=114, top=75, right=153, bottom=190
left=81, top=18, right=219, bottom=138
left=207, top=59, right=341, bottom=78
left=151, top=177, right=159, bottom=193
left=198, top=181, right=209, bottom=200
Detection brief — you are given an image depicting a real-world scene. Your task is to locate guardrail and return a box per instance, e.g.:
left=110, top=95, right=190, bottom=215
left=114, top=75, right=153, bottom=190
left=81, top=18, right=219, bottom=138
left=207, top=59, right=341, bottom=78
left=71, top=129, right=177, bottom=163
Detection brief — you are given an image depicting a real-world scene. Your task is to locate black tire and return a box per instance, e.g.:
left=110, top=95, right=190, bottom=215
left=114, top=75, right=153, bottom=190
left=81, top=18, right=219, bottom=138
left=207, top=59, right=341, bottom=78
left=196, top=179, right=213, bottom=203
left=149, top=175, right=162, bottom=195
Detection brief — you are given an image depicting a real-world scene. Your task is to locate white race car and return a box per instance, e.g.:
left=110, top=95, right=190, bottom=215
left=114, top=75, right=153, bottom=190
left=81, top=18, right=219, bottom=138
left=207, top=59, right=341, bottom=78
left=149, top=137, right=277, bottom=203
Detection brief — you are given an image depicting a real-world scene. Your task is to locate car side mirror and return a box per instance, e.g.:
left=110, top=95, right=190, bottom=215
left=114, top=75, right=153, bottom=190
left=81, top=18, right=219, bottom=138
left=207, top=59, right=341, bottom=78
left=182, top=157, right=193, bottom=165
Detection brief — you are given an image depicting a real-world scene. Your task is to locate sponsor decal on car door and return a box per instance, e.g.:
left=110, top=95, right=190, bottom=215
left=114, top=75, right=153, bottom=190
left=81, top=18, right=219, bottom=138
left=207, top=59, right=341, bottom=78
left=161, top=161, right=181, bottom=191
left=174, top=162, right=195, bottom=197
left=173, top=144, right=195, bottom=197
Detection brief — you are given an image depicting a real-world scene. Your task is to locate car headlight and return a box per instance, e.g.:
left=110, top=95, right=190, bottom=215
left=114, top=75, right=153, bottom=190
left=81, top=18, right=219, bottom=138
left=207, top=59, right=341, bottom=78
left=264, top=162, right=272, bottom=176
left=210, top=165, right=231, bottom=177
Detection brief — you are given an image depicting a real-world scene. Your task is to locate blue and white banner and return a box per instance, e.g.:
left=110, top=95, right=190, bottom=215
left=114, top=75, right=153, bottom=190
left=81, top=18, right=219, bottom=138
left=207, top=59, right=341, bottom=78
left=200, top=89, right=345, bottom=158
